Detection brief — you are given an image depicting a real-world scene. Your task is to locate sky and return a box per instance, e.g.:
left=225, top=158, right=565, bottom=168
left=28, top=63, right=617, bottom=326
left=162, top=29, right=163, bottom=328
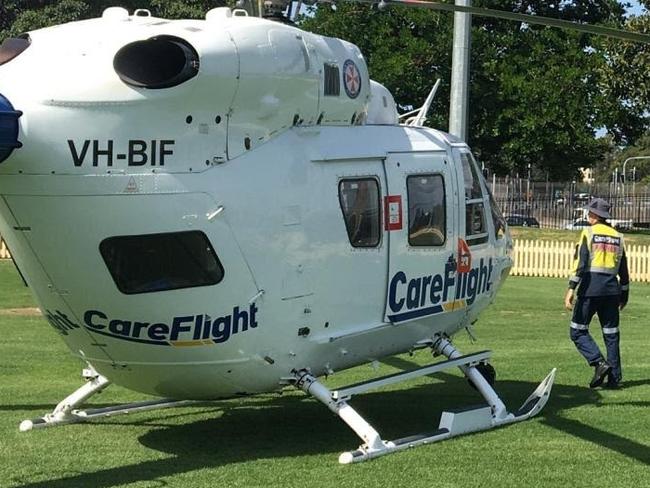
left=623, top=0, right=647, bottom=16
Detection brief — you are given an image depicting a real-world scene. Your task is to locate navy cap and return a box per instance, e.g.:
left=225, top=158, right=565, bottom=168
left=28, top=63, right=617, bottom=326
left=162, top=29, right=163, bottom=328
left=585, top=198, right=612, bottom=220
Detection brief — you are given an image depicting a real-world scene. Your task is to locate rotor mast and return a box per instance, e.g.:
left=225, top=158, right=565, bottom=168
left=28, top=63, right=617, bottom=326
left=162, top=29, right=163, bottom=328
left=449, top=0, right=471, bottom=141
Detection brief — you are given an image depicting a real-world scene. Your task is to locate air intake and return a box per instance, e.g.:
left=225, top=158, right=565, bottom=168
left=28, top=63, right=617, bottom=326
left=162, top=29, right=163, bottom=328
left=324, top=63, right=340, bottom=96
left=113, top=36, right=199, bottom=89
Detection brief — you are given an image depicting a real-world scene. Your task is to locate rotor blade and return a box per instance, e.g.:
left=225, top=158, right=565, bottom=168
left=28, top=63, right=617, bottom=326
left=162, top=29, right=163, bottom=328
left=353, top=0, right=650, bottom=44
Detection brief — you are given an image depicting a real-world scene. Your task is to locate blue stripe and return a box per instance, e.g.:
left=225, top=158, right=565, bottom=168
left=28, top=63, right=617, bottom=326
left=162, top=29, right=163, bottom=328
left=388, top=305, right=444, bottom=323
left=85, top=327, right=170, bottom=346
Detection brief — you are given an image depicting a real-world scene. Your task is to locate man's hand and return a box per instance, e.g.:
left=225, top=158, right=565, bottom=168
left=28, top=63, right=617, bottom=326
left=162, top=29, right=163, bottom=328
left=620, top=290, right=628, bottom=311
left=564, top=289, right=574, bottom=310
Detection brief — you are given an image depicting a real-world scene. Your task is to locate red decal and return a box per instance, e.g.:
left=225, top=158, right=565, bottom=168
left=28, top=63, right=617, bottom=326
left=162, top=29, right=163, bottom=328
left=457, top=238, right=472, bottom=273
left=384, top=195, right=403, bottom=231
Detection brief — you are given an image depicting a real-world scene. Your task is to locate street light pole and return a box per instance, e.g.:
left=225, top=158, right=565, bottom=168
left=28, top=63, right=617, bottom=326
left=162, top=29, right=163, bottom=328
left=623, top=156, right=650, bottom=196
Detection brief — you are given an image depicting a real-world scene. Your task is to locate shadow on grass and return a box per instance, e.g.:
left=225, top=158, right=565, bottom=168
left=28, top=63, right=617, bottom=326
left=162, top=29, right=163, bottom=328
left=10, top=368, right=650, bottom=488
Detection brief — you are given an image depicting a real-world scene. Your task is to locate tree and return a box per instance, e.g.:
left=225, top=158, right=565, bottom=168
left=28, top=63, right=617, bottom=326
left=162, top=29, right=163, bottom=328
left=597, top=14, right=650, bottom=145
left=594, top=132, right=650, bottom=183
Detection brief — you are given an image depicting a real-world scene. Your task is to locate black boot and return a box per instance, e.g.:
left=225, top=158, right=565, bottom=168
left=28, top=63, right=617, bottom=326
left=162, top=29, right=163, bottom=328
left=589, top=360, right=611, bottom=388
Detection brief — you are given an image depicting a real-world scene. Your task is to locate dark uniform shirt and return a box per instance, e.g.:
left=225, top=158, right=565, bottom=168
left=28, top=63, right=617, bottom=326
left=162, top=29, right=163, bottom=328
left=568, top=223, right=630, bottom=298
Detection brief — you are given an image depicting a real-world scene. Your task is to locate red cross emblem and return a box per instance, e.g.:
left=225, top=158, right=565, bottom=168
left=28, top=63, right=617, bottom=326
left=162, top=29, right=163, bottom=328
left=343, top=60, right=361, bottom=99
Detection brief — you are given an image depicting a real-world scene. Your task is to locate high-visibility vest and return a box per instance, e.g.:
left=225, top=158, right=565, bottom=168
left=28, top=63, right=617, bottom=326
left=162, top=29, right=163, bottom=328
left=577, top=223, right=625, bottom=275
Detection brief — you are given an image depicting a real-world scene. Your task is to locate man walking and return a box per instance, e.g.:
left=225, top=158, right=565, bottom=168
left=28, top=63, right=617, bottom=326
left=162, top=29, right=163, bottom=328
left=564, top=198, right=629, bottom=389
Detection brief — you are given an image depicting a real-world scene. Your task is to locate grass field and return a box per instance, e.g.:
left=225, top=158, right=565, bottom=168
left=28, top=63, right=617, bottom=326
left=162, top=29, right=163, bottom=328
left=0, top=260, right=648, bottom=488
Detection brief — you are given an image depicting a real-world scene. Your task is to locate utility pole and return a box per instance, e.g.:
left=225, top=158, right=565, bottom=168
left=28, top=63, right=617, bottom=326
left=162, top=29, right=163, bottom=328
left=449, top=0, right=471, bottom=141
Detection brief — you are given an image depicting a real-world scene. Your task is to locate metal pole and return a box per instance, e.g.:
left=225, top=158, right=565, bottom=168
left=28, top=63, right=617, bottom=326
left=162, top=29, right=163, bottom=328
left=623, top=156, right=650, bottom=189
left=449, top=0, right=471, bottom=141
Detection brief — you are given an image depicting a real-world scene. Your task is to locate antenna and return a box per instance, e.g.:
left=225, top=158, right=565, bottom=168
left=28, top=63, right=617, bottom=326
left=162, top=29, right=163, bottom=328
left=399, top=79, right=441, bottom=127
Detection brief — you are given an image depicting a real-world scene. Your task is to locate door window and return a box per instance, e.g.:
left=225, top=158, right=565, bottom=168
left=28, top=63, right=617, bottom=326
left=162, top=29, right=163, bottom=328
left=406, top=174, right=446, bottom=246
left=338, top=178, right=381, bottom=247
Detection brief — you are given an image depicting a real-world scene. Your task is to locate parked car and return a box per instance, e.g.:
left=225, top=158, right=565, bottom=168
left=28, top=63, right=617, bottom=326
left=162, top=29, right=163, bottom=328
left=505, top=214, right=540, bottom=228
left=565, top=218, right=633, bottom=231
left=565, top=219, right=590, bottom=230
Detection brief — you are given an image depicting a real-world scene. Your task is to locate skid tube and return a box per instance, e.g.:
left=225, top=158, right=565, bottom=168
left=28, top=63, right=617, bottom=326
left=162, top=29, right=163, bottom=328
left=19, top=367, right=193, bottom=432
left=293, top=336, right=556, bottom=464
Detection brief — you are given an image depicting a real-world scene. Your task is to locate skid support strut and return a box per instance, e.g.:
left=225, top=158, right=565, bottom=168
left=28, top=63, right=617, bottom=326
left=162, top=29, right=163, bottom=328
left=20, top=367, right=193, bottom=431
left=293, top=337, right=556, bottom=464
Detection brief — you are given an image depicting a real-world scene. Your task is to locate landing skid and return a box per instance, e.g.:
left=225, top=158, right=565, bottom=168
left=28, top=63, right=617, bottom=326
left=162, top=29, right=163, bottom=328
left=293, top=336, right=556, bottom=464
left=19, top=367, right=193, bottom=431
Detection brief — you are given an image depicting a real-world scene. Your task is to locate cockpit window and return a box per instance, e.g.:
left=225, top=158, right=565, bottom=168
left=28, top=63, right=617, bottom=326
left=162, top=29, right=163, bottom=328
left=460, top=152, right=488, bottom=245
left=113, top=35, right=199, bottom=89
left=486, top=185, right=507, bottom=240
left=100, top=231, right=223, bottom=294
left=339, top=178, right=381, bottom=247
left=0, top=35, right=31, bottom=66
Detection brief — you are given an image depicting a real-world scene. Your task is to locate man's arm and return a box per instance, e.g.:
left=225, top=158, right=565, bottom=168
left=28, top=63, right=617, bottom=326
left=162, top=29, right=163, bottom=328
left=565, top=232, right=589, bottom=310
left=619, top=247, right=630, bottom=310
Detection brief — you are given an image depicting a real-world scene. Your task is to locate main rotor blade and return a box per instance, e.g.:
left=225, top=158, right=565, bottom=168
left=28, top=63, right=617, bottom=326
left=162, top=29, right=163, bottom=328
left=353, top=0, right=650, bottom=44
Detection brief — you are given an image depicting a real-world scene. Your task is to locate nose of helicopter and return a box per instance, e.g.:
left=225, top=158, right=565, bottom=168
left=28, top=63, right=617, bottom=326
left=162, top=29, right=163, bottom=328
left=0, top=93, right=23, bottom=164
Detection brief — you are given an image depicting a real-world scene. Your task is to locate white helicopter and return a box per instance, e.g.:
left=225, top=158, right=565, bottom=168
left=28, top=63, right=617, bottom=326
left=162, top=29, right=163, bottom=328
left=0, top=1, right=645, bottom=464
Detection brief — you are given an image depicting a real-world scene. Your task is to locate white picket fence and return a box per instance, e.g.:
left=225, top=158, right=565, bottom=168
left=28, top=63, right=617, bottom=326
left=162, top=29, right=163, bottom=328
left=511, top=239, right=650, bottom=283
left=1, top=237, right=649, bottom=282
left=0, top=239, right=9, bottom=260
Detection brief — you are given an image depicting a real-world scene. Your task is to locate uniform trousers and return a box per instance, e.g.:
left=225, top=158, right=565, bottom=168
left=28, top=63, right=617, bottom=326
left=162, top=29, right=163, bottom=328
left=569, top=295, right=621, bottom=382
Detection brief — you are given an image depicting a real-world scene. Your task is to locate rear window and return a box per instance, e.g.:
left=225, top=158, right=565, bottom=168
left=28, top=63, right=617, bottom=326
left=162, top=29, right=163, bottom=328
left=100, top=231, right=223, bottom=294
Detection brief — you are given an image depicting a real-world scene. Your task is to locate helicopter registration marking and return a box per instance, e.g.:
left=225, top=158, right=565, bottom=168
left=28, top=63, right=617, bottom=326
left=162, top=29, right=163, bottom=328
left=387, top=257, right=493, bottom=323
left=67, top=139, right=175, bottom=167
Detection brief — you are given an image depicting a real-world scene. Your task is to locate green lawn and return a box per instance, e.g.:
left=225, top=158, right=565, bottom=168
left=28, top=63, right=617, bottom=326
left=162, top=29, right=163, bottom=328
left=0, top=260, right=648, bottom=488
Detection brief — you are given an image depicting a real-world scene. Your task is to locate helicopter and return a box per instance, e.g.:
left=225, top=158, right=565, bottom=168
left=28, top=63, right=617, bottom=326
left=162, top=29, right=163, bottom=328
left=0, top=1, right=645, bottom=464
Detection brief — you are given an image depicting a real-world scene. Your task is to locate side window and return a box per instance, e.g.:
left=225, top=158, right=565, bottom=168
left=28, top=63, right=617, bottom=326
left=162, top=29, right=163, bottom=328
left=339, top=178, right=381, bottom=247
left=100, top=231, right=224, bottom=294
left=460, top=152, right=488, bottom=245
left=487, top=185, right=507, bottom=240
left=407, top=174, right=446, bottom=246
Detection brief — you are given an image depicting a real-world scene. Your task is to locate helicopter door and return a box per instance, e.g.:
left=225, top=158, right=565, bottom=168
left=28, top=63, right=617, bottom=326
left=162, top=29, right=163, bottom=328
left=383, top=152, right=462, bottom=327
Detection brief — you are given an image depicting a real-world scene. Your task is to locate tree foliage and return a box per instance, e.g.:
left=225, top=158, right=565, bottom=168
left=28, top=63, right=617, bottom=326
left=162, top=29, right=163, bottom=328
left=597, top=14, right=650, bottom=144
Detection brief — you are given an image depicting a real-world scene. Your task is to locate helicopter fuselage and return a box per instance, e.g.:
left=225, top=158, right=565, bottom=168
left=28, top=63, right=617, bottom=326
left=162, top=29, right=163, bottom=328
left=0, top=8, right=513, bottom=400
